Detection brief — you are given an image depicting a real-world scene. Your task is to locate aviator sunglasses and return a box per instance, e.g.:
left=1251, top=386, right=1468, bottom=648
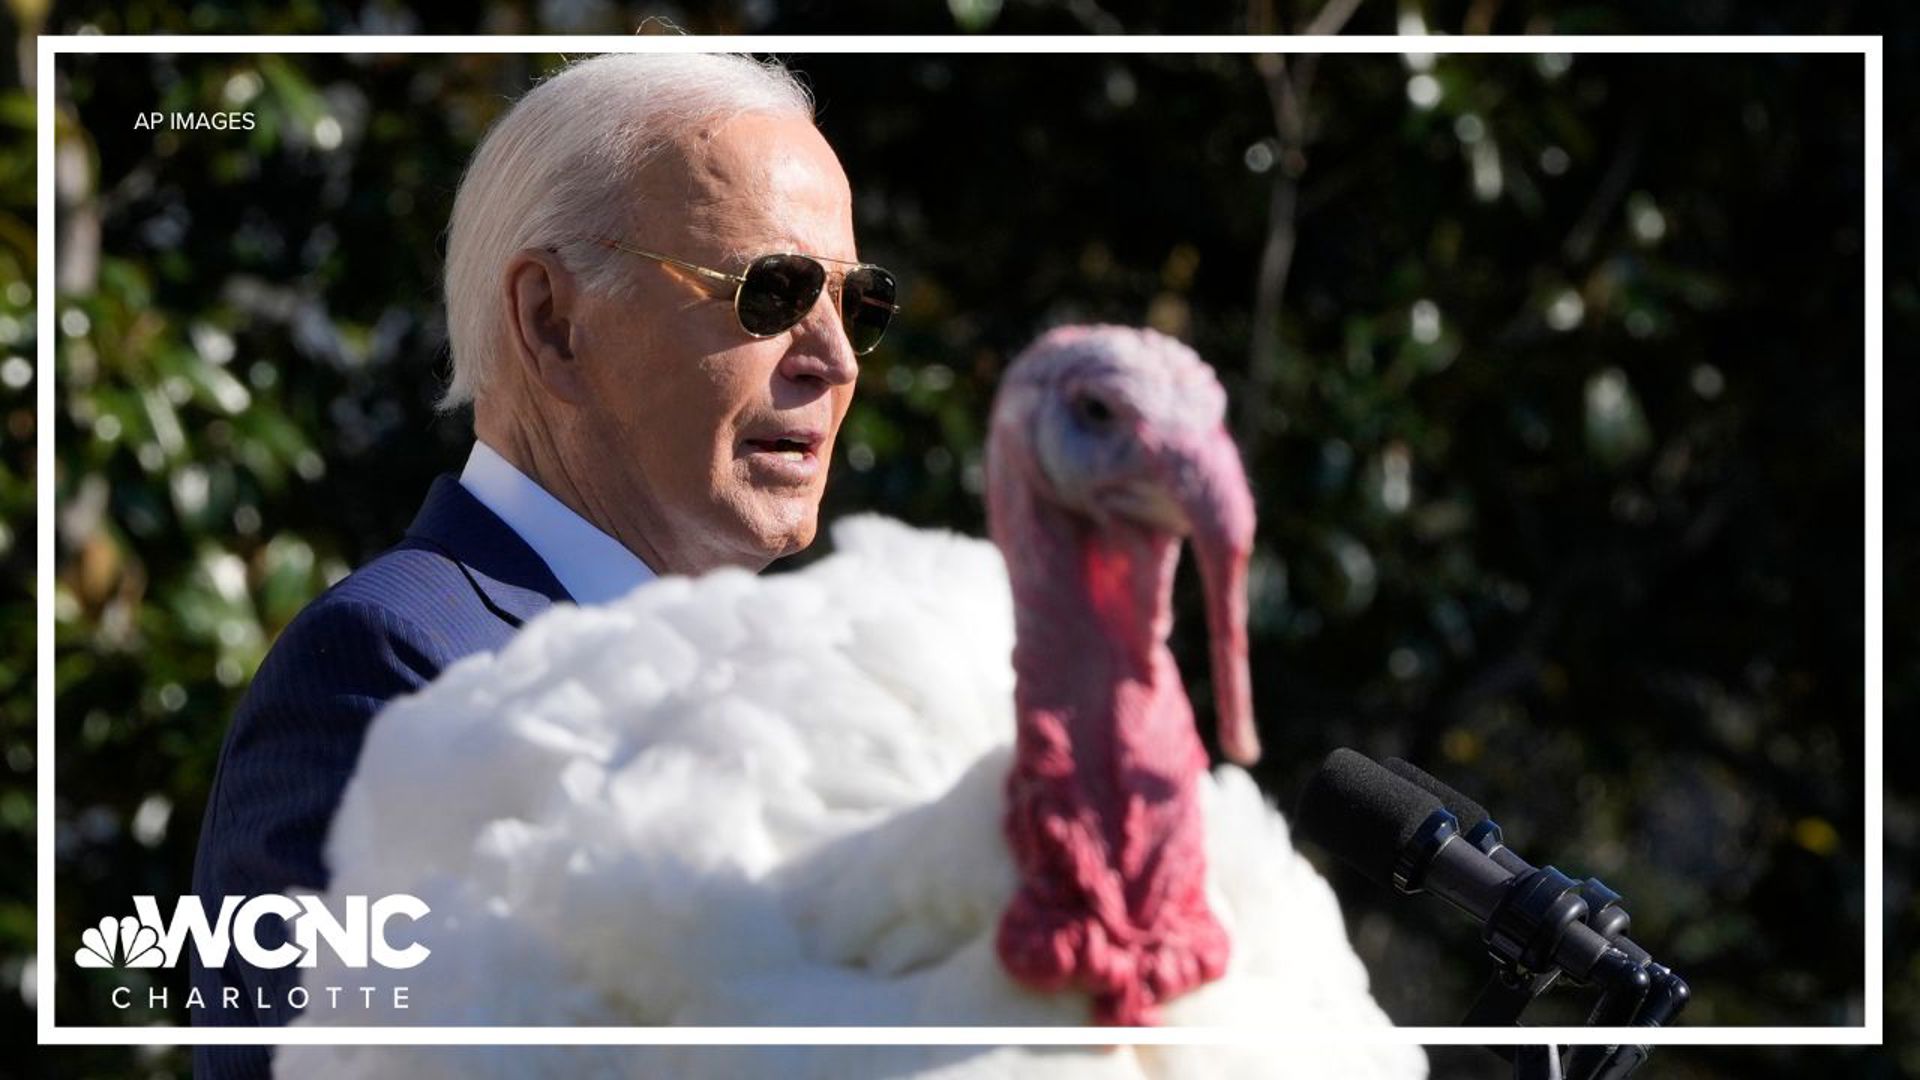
left=597, top=239, right=900, bottom=355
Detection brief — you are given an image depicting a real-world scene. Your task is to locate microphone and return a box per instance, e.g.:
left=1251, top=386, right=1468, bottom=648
left=1381, top=757, right=1519, bottom=870
left=1381, top=757, right=1651, bottom=967
left=1299, top=749, right=1689, bottom=1078
left=1296, top=749, right=1634, bottom=985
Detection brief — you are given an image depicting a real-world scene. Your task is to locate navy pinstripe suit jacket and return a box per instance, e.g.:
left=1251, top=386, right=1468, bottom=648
left=189, top=475, right=572, bottom=1079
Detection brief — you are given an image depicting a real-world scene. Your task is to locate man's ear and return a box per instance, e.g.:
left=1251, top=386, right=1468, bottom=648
left=503, top=248, right=592, bottom=406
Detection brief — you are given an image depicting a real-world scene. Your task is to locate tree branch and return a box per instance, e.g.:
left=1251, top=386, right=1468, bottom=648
left=1243, top=0, right=1364, bottom=439
left=1304, top=0, right=1367, bottom=37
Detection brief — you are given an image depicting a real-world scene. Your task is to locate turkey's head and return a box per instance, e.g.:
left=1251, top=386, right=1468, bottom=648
left=987, top=324, right=1259, bottom=765
left=986, top=324, right=1259, bottom=1026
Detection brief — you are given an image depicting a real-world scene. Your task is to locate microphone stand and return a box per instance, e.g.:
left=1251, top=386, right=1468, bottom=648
left=1293, top=750, right=1691, bottom=1080
left=1450, top=820, right=1690, bottom=1080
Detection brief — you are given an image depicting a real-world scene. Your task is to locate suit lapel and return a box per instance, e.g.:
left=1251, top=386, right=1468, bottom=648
left=404, top=475, right=573, bottom=626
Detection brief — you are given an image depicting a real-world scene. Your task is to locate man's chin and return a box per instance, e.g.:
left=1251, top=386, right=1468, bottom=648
left=728, top=498, right=820, bottom=567
left=769, top=516, right=819, bottom=561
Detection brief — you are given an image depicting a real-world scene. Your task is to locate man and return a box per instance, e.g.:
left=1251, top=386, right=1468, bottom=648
left=189, top=53, right=896, bottom=1078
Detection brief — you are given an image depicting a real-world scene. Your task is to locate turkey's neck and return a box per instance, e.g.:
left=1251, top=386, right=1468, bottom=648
left=993, top=479, right=1203, bottom=835
left=1004, top=500, right=1180, bottom=707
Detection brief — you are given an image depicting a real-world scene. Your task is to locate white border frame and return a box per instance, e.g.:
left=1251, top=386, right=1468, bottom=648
left=35, top=33, right=1883, bottom=1051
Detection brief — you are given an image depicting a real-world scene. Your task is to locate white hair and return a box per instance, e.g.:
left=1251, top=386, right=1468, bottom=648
left=440, top=53, right=815, bottom=411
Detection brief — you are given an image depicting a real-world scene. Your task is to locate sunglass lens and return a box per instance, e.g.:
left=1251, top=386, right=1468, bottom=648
left=738, top=254, right=826, bottom=336
left=841, top=266, right=897, bottom=355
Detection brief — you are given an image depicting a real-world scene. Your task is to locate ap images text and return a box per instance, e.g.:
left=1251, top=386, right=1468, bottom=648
left=135, top=112, right=256, bottom=131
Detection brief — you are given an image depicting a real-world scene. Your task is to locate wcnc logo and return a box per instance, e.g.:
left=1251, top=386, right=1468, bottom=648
left=75, top=895, right=431, bottom=971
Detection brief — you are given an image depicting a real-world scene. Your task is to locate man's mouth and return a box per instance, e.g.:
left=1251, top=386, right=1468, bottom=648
left=740, top=429, right=826, bottom=475
left=743, top=436, right=818, bottom=461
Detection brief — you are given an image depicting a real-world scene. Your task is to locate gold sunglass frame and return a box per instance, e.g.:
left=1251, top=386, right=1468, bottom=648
left=597, top=239, right=900, bottom=356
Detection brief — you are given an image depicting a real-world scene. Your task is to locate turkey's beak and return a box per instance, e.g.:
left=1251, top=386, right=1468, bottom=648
left=1160, top=424, right=1261, bottom=766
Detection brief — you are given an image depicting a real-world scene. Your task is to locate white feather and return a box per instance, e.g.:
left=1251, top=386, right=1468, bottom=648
left=281, top=516, right=1425, bottom=1079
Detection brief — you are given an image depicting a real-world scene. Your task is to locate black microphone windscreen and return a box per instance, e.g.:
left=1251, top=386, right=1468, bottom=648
left=1384, top=757, right=1491, bottom=832
left=1296, top=748, right=1446, bottom=889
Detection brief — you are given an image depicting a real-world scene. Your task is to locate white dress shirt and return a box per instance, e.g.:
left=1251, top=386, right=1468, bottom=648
left=458, top=441, right=657, bottom=606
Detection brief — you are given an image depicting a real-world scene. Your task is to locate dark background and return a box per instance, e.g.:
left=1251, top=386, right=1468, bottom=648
left=1, top=2, right=1905, bottom=1078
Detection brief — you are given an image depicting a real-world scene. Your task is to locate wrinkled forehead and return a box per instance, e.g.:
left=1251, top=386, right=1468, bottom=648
left=1006, top=327, right=1227, bottom=431
left=631, top=113, right=854, bottom=258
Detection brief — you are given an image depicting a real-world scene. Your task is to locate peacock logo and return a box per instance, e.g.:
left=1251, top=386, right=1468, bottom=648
left=74, top=915, right=165, bottom=969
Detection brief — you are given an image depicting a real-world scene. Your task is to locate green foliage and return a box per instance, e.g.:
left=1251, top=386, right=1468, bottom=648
left=3, top=5, right=1904, bottom=1079
left=0, top=53, right=39, bottom=1065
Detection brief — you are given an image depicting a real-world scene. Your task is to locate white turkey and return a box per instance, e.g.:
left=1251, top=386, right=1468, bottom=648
left=279, top=326, right=1426, bottom=1079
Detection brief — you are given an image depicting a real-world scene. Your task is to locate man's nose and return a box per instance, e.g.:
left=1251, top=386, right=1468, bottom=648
left=776, top=302, right=859, bottom=387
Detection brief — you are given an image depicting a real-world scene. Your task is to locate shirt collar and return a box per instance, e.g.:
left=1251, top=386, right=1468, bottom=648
left=405, top=474, right=570, bottom=624
left=458, top=441, right=657, bottom=606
